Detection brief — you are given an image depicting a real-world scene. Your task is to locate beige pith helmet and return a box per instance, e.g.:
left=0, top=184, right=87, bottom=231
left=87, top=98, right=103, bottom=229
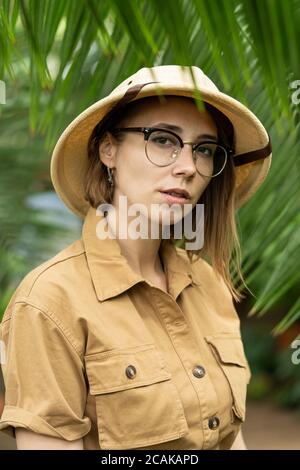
left=50, top=65, right=272, bottom=219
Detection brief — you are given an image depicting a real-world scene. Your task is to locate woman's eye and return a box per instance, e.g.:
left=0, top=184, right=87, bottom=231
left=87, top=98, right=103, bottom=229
left=195, top=145, right=213, bottom=157
left=153, top=136, right=172, bottom=145
left=150, top=131, right=179, bottom=146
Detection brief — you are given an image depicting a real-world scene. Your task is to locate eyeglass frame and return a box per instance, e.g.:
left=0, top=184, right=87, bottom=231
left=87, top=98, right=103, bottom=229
left=110, top=126, right=234, bottom=177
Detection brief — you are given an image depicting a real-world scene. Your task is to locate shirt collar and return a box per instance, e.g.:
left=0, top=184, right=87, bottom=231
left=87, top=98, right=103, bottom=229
left=82, top=206, right=197, bottom=301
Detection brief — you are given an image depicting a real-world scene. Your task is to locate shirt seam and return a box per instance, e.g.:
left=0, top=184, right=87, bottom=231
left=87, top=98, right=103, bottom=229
left=26, top=250, right=85, bottom=297
left=13, top=299, right=84, bottom=361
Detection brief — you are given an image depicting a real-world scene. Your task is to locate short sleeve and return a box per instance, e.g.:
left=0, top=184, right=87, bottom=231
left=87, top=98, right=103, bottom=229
left=0, top=301, right=91, bottom=441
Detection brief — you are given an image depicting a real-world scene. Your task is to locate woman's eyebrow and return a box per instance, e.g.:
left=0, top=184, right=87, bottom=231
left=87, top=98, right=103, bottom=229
left=151, top=122, right=218, bottom=141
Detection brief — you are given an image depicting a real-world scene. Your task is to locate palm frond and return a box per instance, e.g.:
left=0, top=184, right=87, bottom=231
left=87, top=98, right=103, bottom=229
left=0, top=0, right=300, bottom=334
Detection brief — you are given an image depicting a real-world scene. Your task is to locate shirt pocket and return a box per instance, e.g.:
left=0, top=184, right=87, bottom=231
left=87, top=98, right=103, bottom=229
left=84, top=343, right=189, bottom=450
left=204, top=334, right=250, bottom=423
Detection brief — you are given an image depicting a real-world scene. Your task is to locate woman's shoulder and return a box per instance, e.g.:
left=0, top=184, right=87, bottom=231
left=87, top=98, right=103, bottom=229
left=2, top=239, right=87, bottom=323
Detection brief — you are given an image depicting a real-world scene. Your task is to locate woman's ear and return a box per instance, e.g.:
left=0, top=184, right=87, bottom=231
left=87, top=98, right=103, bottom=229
left=98, top=132, right=117, bottom=167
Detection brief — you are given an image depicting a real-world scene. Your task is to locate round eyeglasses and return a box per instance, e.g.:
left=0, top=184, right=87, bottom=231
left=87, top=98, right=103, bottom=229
left=111, top=127, right=234, bottom=177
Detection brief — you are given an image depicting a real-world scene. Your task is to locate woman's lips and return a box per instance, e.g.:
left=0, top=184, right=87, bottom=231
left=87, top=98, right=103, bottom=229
left=159, top=191, right=191, bottom=205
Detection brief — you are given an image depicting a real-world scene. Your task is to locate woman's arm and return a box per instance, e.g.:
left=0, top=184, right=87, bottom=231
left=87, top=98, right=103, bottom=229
left=230, top=429, right=247, bottom=450
left=15, top=428, right=84, bottom=450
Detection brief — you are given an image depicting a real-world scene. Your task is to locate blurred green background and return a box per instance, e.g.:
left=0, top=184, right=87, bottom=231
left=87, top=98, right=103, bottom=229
left=0, top=0, right=300, bottom=415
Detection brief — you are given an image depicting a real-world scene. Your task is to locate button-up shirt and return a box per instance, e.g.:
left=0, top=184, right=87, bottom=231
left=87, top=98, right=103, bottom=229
left=0, top=206, right=251, bottom=450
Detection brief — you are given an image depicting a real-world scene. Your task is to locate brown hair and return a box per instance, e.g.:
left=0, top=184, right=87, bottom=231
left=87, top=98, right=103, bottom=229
left=84, top=95, right=249, bottom=302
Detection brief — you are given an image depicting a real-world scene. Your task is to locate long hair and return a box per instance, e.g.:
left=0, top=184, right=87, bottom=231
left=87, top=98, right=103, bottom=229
left=84, top=95, right=248, bottom=302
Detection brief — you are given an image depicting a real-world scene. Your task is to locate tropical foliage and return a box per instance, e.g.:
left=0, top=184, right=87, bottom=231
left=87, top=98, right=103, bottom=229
left=0, top=0, right=299, bottom=339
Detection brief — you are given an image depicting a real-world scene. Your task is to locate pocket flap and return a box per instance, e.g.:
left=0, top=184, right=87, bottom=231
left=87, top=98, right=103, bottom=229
left=84, top=344, right=172, bottom=395
left=205, top=334, right=250, bottom=422
left=204, top=334, right=248, bottom=368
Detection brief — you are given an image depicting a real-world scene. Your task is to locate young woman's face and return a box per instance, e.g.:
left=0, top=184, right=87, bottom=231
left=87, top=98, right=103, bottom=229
left=101, top=96, right=218, bottom=228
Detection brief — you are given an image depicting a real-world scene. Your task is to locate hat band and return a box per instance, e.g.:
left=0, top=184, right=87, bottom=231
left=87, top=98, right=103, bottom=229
left=93, top=82, right=159, bottom=134
left=233, top=132, right=272, bottom=166
left=116, top=81, right=160, bottom=107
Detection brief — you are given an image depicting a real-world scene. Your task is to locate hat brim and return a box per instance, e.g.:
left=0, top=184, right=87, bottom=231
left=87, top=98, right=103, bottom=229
left=50, top=83, right=272, bottom=219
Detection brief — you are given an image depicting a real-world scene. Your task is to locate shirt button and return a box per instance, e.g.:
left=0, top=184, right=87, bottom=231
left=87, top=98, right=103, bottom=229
left=208, top=416, right=220, bottom=430
left=125, top=365, right=137, bottom=379
left=192, top=365, right=206, bottom=378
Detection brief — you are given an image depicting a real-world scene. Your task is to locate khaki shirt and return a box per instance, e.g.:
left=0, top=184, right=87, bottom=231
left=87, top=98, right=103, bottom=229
left=0, top=206, right=251, bottom=450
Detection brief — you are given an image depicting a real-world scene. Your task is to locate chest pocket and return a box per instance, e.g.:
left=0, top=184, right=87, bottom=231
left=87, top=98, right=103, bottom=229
left=204, top=334, right=251, bottom=423
left=84, top=344, right=189, bottom=450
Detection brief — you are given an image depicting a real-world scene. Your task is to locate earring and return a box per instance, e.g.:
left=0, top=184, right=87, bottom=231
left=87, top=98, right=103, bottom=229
left=107, top=167, right=114, bottom=187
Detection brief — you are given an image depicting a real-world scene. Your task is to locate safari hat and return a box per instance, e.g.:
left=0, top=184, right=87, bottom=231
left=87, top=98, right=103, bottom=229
left=50, top=65, right=272, bottom=219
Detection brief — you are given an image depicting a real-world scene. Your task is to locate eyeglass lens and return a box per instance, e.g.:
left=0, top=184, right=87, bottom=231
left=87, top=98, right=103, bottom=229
left=146, top=130, right=227, bottom=177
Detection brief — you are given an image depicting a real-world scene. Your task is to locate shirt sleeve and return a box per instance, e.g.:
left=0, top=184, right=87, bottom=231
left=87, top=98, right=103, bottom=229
left=0, top=301, right=91, bottom=441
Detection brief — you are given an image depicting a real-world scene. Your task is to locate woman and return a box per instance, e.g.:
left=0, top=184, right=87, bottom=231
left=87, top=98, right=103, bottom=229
left=0, top=65, right=272, bottom=450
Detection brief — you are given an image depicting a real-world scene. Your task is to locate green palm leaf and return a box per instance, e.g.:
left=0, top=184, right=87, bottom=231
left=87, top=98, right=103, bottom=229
left=0, top=0, right=299, bottom=336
